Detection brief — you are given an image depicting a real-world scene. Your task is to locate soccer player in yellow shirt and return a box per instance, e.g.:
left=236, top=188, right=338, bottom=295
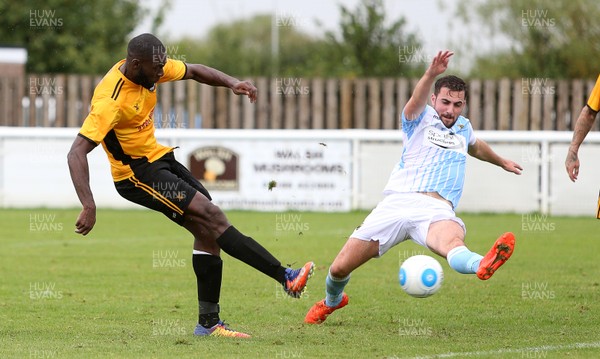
left=67, top=33, right=313, bottom=338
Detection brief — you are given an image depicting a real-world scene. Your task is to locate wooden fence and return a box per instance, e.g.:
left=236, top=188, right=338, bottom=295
left=0, top=74, right=597, bottom=130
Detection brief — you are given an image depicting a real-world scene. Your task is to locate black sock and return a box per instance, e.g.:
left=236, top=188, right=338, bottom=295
left=198, top=311, right=220, bottom=328
left=216, top=226, right=287, bottom=283
left=193, top=253, right=222, bottom=328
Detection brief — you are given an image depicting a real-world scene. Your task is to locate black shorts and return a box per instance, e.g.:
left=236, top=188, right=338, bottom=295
left=115, top=152, right=211, bottom=225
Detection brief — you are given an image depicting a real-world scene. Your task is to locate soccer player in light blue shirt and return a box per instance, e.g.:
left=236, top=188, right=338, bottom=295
left=305, top=51, right=523, bottom=324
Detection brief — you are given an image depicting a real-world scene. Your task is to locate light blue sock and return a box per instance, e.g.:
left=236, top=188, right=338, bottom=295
left=325, top=270, right=350, bottom=307
left=447, top=246, right=483, bottom=274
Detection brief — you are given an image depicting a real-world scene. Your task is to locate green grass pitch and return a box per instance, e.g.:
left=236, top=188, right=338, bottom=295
left=1, top=209, right=599, bottom=358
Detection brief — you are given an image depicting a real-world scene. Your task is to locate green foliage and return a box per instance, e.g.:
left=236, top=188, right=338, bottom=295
left=456, top=0, right=600, bottom=78
left=0, top=0, right=425, bottom=77
left=169, top=0, right=425, bottom=78
left=0, top=0, right=145, bottom=74
left=170, top=15, right=326, bottom=78
left=323, top=0, right=424, bottom=77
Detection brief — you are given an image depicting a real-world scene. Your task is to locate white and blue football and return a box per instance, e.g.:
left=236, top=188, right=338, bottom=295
left=399, top=255, right=443, bottom=298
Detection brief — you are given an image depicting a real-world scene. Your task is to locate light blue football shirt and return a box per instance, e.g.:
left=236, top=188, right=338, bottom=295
left=383, top=105, right=477, bottom=209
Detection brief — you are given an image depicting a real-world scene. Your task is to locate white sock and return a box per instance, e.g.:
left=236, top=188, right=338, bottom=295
left=193, top=250, right=213, bottom=256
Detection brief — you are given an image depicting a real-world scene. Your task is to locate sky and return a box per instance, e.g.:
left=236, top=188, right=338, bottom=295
left=133, top=0, right=511, bottom=71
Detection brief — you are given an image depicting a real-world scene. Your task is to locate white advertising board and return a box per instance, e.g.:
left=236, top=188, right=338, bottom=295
left=171, top=139, right=352, bottom=211
left=1, top=128, right=599, bottom=216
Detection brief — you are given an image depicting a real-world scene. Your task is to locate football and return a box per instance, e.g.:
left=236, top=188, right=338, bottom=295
left=399, top=255, right=443, bottom=298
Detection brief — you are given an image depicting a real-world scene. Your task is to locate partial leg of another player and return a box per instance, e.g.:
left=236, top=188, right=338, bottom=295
left=304, top=237, right=379, bottom=324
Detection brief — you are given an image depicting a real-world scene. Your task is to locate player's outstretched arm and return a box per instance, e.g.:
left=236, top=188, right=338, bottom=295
left=403, top=50, right=453, bottom=121
left=468, top=139, right=523, bottom=175
left=67, top=136, right=97, bottom=235
left=183, top=64, right=257, bottom=103
left=566, top=105, right=598, bottom=182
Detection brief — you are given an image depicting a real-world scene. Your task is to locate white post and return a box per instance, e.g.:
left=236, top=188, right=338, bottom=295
left=540, top=139, right=550, bottom=215
left=352, top=137, right=360, bottom=209
left=270, top=1, right=279, bottom=77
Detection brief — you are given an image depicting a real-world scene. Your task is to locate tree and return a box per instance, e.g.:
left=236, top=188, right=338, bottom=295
left=169, top=0, right=425, bottom=78
left=0, top=0, right=145, bottom=74
left=322, top=0, right=424, bottom=77
left=169, top=15, right=329, bottom=77
left=454, top=0, right=600, bottom=78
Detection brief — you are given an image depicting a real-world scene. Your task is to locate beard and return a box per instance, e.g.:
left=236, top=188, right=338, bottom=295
left=440, top=113, right=456, bottom=128
left=132, top=68, right=155, bottom=90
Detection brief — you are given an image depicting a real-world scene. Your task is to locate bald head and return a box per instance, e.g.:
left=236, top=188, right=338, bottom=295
left=127, top=33, right=165, bottom=61
left=122, top=33, right=167, bottom=89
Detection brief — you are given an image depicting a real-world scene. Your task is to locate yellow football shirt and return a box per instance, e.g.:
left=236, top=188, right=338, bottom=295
left=79, top=59, right=187, bottom=181
left=587, top=74, right=600, bottom=112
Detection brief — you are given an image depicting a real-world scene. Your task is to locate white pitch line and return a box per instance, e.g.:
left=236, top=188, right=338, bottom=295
left=395, top=341, right=600, bottom=359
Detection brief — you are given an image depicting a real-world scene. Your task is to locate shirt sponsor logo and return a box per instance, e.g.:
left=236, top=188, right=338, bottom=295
left=423, top=126, right=466, bottom=154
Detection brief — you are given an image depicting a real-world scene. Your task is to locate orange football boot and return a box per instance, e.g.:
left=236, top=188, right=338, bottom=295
left=477, top=232, right=515, bottom=280
left=304, top=293, right=349, bottom=324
